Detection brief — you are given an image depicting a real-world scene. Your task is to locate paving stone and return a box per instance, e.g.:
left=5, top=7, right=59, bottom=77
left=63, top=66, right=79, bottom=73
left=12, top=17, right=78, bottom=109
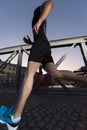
left=20, top=121, right=26, bottom=127
left=64, top=124, right=74, bottom=130
left=28, top=120, right=36, bottom=127
left=68, top=120, right=76, bottom=126
left=57, top=121, right=66, bottom=128
left=37, top=121, right=45, bottom=128
left=32, top=128, right=40, bottom=130
left=77, top=121, right=86, bottom=129
left=53, top=127, right=62, bottom=130
left=18, top=127, right=28, bottom=130
left=35, top=116, right=42, bottom=122
left=61, top=117, right=68, bottom=123
left=0, top=91, right=87, bottom=130
left=72, top=112, right=79, bottom=116
left=69, top=115, right=78, bottom=121
left=75, top=126, right=85, bottom=130
left=44, top=117, right=50, bottom=122
left=78, top=116, right=87, bottom=122
left=44, top=123, right=53, bottom=130
left=50, top=119, right=57, bottom=125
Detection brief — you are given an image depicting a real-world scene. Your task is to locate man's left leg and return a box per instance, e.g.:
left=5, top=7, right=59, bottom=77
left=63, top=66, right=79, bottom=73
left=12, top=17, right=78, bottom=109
left=45, top=62, right=87, bottom=85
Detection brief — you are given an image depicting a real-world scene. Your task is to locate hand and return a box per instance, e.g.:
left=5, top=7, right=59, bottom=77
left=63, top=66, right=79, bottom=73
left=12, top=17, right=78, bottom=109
left=33, top=19, right=42, bottom=35
left=23, top=35, right=33, bottom=45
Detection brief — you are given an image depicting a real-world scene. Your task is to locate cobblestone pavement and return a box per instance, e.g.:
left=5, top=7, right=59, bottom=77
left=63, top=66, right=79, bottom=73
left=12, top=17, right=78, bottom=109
left=0, top=90, right=87, bottom=130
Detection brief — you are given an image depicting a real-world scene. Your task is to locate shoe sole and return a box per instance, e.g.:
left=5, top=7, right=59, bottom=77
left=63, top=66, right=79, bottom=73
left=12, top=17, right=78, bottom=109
left=0, top=120, right=18, bottom=130
left=7, top=123, right=18, bottom=130
left=0, top=119, right=5, bottom=124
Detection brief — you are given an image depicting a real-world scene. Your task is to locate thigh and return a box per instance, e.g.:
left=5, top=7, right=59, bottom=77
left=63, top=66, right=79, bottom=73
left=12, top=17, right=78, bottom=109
left=45, top=62, right=57, bottom=76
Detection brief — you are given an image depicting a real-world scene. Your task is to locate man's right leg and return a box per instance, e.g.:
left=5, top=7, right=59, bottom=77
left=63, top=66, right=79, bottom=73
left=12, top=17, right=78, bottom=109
left=0, top=61, right=41, bottom=130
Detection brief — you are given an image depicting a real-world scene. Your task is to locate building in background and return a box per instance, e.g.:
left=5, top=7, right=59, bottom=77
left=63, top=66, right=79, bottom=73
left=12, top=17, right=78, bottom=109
left=0, top=59, right=26, bottom=89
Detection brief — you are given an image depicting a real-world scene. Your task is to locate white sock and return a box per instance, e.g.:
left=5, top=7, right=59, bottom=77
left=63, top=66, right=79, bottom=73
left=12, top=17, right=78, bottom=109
left=11, top=116, right=21, bottom=123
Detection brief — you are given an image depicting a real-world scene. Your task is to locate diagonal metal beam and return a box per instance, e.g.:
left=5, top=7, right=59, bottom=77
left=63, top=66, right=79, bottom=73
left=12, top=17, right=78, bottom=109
left=80, top=42, right=87, bottom=67
left=55, top=42, right=77, bottom=68
left=0, top=50, right=18, bottom=72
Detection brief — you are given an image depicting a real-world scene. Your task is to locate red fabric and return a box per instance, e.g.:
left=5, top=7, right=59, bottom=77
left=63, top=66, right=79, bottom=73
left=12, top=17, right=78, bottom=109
left=34, top=74, right=51, bottom=87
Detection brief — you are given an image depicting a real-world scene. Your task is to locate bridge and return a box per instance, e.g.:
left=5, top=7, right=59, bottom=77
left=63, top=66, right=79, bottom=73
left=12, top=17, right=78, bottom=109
left=0, top=35, right=87, bottom=90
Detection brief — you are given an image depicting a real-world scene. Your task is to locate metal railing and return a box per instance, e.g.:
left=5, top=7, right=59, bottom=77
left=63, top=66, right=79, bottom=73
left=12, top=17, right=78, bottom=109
left=0, top=35, right=87, bottom=89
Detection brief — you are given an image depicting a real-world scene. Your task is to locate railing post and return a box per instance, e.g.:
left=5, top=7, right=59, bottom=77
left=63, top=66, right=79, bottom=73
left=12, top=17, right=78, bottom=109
left=14, top=48, right=23, bottom=90
left=80, top=42, right=87, bottom=68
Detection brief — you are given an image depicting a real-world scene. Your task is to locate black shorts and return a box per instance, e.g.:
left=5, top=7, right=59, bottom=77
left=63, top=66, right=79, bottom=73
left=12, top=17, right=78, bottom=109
left=28, top=40, right=54, bottom=66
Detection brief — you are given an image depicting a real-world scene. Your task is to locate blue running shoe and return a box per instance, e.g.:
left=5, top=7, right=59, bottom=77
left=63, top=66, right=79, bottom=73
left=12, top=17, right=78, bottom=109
left=0, top=105, right=20, bottom=130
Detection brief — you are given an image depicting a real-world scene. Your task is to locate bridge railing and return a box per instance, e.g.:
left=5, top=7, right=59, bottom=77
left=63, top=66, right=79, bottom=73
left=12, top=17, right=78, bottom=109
left=0, top=35, right=87, bottom=90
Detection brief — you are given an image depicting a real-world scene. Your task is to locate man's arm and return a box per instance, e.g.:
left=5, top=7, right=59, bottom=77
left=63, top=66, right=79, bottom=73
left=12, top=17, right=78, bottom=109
left=33, top=0, right=54, bottom=34
left=40, top=0, right=54, bottom=24
left=23, top=35, right=33, bottom=45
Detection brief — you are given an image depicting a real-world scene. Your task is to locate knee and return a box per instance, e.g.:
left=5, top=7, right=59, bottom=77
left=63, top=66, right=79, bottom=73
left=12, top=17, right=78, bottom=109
left=50, top=71, right=58, bottom=79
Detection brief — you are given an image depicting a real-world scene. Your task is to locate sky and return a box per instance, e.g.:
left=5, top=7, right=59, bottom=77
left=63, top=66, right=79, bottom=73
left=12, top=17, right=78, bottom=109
left=0, top=0, right=87, bottom=71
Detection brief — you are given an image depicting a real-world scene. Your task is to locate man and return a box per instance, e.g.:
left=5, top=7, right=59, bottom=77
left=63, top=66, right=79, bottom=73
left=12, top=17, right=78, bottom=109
left=0, top=0, right=87, bottom=130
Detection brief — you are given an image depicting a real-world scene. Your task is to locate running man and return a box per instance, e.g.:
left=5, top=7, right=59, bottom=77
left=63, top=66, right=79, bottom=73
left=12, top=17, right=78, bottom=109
left=0, top=0, right=87, bottom=130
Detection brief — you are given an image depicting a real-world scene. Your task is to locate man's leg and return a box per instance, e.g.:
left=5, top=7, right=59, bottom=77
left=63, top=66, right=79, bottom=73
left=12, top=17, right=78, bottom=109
left=14, top=61, right=41, bottom=118
left=0, top=61, right=41, bottom=130
left=45, top=62, right=87, bottom=85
